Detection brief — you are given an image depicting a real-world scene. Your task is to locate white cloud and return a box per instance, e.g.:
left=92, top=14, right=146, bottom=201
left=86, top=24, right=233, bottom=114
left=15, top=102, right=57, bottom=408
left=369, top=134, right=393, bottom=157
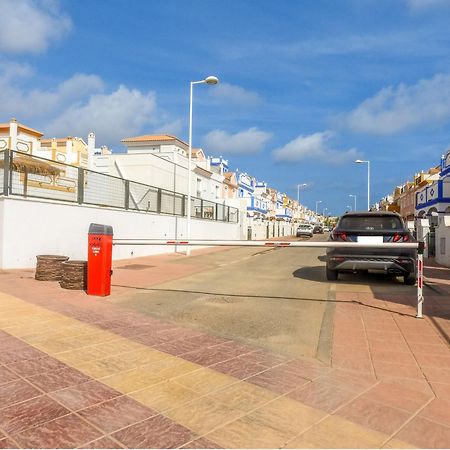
left=344, top=73, right=450, bottom=134
left=0, top=68, right=104, bottom=118
left=209, top=83, right=262, bottom=106
left=0, top=66, right=168, bottom=146
left=0, top=0, right=72, bottom=54
left=203, top=127, right=272, bottom=154
left=272, top=131, right=360, bottom=164
left=46, top=85, right=158, bottom=145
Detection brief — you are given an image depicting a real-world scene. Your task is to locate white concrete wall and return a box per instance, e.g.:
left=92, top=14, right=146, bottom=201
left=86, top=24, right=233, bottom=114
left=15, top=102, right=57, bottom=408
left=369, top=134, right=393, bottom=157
left=248, top=221, right=295, bottom=240
left=0, top=197, right=244, bottom=269
left=435, top=218, right=450, bottom=267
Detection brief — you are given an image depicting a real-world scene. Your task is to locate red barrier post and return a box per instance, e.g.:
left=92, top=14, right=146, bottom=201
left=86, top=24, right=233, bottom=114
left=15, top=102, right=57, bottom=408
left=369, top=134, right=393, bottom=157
left=87, top=223, right=113, bottom=297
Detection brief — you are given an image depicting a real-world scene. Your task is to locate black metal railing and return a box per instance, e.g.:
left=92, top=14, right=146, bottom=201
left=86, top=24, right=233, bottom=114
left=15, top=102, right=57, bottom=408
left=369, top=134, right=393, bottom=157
left=0, top=150, right=239, bottom=223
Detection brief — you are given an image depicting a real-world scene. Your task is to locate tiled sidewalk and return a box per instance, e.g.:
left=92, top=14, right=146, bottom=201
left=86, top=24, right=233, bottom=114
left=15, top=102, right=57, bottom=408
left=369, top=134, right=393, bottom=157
left=0, top=254, right=449, bottom=448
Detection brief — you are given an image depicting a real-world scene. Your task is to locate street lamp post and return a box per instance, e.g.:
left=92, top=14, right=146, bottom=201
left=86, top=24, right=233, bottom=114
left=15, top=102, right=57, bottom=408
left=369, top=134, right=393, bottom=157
left=346, top=205, right=352, bottom=212
left=315, top=200, right=322, bottom=215
left=349, top=194, right=356, bottom=211
left=187, top=75, right=219, bottom=256
left=354, top=160, right=370, bottom=211
left=296, top=183, right=307, bottom=204
left=323, top=207, right=328, bottom=216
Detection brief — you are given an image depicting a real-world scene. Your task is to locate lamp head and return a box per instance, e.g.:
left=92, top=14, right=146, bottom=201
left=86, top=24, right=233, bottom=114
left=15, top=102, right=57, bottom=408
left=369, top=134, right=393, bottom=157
left=205, top=76, right=219, bottom=85
left=355, top=159, right=364, bottom=164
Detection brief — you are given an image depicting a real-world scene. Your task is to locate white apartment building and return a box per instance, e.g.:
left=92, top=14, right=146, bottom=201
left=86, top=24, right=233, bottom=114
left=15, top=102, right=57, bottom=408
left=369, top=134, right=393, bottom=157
left=91, top=134, right=237, bottom=206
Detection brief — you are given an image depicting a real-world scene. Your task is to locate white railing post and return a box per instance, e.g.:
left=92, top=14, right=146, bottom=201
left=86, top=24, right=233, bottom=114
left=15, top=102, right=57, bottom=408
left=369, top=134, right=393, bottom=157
left=416, top=241, right=425, bottom=318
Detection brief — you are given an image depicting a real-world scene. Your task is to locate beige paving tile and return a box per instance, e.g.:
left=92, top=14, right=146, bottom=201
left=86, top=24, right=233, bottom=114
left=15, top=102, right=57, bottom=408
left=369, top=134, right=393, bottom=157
left=285, top=415, right=388, bottom=448
left=247, top=396, right=325, bottom=436
left=141, top=358, right=200, bottom=380
left=165, top=396, right=242, bottom=435
left=56, top=347, right=111, bottom=364
left=206, top=415, right=291, bottom=449
left=112, top=348, right=173, bottom=367
left=130, top=381, right=200, bottom=412
left=99, top=367, right=164, bottom=393
left=382, top=437, right=418, bottom=448
left=176, top=368, right=236, bottom=395
left=89, top=338, right=145, bottom=356
left=210, top=381, right=278, bottom=413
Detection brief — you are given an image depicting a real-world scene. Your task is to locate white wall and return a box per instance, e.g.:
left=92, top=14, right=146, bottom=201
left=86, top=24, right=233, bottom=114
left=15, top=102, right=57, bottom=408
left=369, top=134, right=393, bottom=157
left=0, top=197, right=244, bottom=269
left=248, top=221, right=295, bottom=240
left=435, top=218, right=450, bottom=267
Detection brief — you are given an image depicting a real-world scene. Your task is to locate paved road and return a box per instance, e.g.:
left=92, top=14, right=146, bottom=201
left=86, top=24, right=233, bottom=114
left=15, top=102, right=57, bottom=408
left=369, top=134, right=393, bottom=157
left=113, top=234, right=419, bottom=361
left=112, top=235, right=331, bottom=361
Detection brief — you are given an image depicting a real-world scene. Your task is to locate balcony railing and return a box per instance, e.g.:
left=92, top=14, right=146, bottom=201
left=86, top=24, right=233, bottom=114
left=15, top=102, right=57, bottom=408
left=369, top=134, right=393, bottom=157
left=0, top=150, right=239, bottom=223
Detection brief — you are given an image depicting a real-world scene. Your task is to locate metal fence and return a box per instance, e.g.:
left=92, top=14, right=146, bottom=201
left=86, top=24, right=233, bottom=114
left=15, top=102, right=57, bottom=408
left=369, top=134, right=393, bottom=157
left=0, top=150, right=239, bottom=223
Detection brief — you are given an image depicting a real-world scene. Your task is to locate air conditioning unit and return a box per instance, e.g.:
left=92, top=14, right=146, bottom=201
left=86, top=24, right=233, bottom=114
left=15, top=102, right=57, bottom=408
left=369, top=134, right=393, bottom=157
left=443, top=215, right=450, bottom=227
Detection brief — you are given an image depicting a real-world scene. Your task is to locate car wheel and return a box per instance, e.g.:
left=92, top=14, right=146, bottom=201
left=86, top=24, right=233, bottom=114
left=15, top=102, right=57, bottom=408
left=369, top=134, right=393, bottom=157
left=326, top=267, right=338, bottom=281
left=403, top=273, right=417, bottom=285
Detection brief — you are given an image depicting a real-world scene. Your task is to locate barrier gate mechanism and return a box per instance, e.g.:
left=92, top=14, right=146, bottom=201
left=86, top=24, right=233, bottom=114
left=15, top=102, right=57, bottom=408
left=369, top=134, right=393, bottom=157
left=112, top=238, right=425, bottom=318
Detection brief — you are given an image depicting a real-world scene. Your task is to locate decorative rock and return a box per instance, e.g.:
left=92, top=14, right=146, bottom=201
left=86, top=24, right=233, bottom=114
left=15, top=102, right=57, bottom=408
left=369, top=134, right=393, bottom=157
left=35, top=255, right=69, bottom=281
left=60, top=260, right=87, bottom=290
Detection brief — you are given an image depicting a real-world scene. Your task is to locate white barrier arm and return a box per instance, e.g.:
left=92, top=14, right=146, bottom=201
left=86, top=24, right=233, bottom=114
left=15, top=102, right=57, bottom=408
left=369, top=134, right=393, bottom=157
left=113, top=239, right=419, bottom=250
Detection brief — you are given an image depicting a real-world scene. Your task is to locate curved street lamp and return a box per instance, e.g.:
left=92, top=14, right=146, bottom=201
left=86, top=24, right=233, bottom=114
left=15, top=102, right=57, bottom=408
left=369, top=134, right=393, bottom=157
left=187, top=75, right=219, bottom=255
left=315, top=200, right=322, bottom=214
left=355, top=160, right=370, bottom=211
left=297, top=183, right=307, bottom=204
left=349, top=194, right=357, bottom=211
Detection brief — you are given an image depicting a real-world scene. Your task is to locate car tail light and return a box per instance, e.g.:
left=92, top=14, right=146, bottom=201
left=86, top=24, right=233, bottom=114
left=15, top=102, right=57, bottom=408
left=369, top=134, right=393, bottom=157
left=393, top=233, right=410, bottom=242
left=331, top=230, right=347, bottom=241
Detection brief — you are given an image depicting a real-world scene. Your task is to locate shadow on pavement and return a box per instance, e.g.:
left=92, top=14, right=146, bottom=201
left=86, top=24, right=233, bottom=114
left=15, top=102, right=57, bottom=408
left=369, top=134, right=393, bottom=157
left=112, top=283, right=417, bottom=319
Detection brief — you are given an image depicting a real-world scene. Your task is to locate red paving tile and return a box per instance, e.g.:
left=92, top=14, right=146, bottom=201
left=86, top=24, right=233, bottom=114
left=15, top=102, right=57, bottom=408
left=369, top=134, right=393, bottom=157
left=0, top=438, right=19, bottom=449
left=183, top=346, right=236, bottom=366
left=421, top=366, right=450, bottom=383
left=238, top=349, right=290, bottom=368
left=78, top=395, right=158, bottom=434
left=419, top=398, right=450, bottom=427
left=79, top=436, right=124, bottom=448
left=414, top=353, right=450, bottom=368
left=13, top=414, right=102, bottom=449
left=0, top=345, right=47, bottom=365
left=0, top=366, right=20, bottom=386
left=211, top=357, right=265, bottom=379
left=6, top=356, right=68, bottom=378
left=26, top=367, right=91, bottom=393
left=373, top=360, right=423, bottom=380
left=50, top=380, right=121, bottom=411
left=112, top=414, right=196, bottom=449
left=287, top=378, right=361, bottom=413
left=246, top=365, right=310, bottom=394
left=362, top=381, right=432, bottom=413
left=336, top=396, right=412, bottom=435
left=0, top=379, right=42, bottom=409
left=0, top=395, right=70, bottom=435
left=430, top=381, right=450, bottom=400
left=396, top=417, right=450, bottom=449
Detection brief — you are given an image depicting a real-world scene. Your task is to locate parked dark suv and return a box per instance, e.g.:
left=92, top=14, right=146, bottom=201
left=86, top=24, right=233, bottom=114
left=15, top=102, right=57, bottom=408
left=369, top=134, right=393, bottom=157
left=326, top=211, right=416, bottom=284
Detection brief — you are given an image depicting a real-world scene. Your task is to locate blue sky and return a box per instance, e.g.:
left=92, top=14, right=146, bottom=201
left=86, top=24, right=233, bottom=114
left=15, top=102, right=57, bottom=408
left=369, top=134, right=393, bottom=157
left=1, top=0, right=450, bottom=214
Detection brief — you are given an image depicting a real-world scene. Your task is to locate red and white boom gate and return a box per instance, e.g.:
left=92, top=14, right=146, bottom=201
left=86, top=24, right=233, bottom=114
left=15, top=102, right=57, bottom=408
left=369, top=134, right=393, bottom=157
left=112, top=238, right=425, bottom=319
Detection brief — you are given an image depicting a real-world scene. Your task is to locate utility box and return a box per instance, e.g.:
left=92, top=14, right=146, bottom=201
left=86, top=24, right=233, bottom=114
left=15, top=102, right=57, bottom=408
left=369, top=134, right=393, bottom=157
left=87, top=223, right=113, bottom=296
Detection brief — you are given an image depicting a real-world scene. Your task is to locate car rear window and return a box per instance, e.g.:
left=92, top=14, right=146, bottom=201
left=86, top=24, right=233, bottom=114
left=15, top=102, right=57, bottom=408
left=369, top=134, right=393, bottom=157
left=339, top=216, right=403, bottom=231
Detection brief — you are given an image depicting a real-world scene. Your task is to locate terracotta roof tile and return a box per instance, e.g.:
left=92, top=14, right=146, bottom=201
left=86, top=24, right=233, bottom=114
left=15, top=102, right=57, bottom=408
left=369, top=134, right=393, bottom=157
left=121, top=134, right=186, bottom=144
